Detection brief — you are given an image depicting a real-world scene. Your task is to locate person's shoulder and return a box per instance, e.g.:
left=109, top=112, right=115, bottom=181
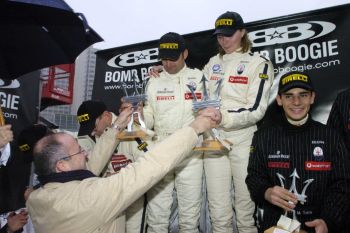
left=186, top=67, right=203, bottom=76
left=310, top=119, right=341, bottom=135
left=254, top=124, right=281, bottom=137
left=246, top=51, right=271, bottom=63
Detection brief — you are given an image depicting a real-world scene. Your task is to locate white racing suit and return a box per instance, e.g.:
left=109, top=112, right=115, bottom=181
left=143, top=65, right=203, bottom=233
left=203, top=51, right=274, bottom=233
left=78, top=113, right=150, bottom=233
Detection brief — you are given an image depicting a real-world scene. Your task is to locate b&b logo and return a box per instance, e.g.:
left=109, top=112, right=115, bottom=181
left=249, top=21, right=336, bottom=47
left=107, top=48, right=159, bottom=68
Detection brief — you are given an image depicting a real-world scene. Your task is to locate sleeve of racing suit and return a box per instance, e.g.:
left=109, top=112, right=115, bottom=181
left=85, top=127, right=119, bottom=176
left=319, top=132, right=350, bottom=232
left=246, top=130, right=273, bottom=205
left=220, top=60, right=274, bottom=130
left=142, top=78, right=155, bottom=129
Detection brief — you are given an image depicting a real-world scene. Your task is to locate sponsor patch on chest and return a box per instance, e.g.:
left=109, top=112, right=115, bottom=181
left=156, top=96, right=175, bottom=101
left=184, top=92, right=202, bottom=100
left=268, top=162, right=290, bottom=169
left=228, top=76, right=248, bottom=84
left=110, top=154, right=132, bottom=173
left=305, top=161, right=331, bottom=171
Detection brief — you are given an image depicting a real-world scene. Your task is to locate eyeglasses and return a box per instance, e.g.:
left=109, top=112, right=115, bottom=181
left=58, top=147, right=86, bottom=161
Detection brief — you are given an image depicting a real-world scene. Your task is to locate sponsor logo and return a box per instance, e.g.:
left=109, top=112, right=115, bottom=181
left=77, top=114, right=90, bottom=123
left=210, top=76, right=221, bottom=81
left=259, top=73, right=268, bottom=79
left=110, top=154, right=132, bottom=173
left=159, top=43, right=178, bottom=49
left=305, top=161, right=331, bottom=171
left=237, top=63, right=245, bottom=75
left=311, top=140, right=324, bottom=144
left=156, top=88, right=174, bottom=94
left=268, top=162, right=290, bottom=169
left=212, top=64, right=221, bottom=73
left=313, top=146, right=324, bottom=161
left=0, top=79, right=20, bottom=89
left=156, top=96, right=175, bottom=101
left=215, top=19, right=233, bottom=27
left=281, top=73, right=308, bottom=85
left=107, top=48, right=159, bottom=68
left=268, top=151, right=290, bottom=159
left=249, top=21, right=336, bottom=47
left=184, top=92, right=202, bottom=100
left=228, top=76, right=248, bottom=84
left=187, top=81, right=197, bottom=90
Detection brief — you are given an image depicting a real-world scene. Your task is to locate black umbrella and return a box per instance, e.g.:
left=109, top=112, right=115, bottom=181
left=0, top=0, right=103, bottom=80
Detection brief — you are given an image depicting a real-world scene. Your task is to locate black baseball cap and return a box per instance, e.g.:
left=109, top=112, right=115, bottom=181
left=213, top=11, right=245, bottom=36
left=18, top=124, right=51, bottom=162
left=278, top=72, right=314, bottom=94
left=158, top=32, right=186, bottom=60
left=77, top=100, right=107, bottom=136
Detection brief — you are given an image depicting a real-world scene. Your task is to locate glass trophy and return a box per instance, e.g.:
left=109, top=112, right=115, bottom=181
left=187, top=75, right=232, bottom=152
left=117, top=78, right=148, bottom=140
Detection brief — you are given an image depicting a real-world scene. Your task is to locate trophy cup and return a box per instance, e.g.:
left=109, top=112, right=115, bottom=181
left=0, top=107, right=5, bottom=126
left=264, top=169, right=313, bottom=233
left=117, top=77, right=148, bottom=140
left=187, top=75, right=232, bottom=152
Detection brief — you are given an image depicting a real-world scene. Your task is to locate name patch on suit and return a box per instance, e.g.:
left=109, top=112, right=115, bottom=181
left=228, top=76, right=248, bottom=84
left=305, top=161, right=331, bottom=171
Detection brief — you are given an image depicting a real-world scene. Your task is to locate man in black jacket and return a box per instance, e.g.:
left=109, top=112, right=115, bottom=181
left=246, top=72, right=350, bottom=233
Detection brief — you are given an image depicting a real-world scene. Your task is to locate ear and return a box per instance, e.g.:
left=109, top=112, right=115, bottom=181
left=310, top=91, right=316, bottom=104
left=276, top=94, right=283, bottom=106
left=183, top=49, right=188, bottom=60
left=56, top=160, right=69, bottom=172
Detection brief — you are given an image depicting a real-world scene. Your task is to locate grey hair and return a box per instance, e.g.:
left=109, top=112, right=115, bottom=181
left=33, top=133, right=68, bottom=176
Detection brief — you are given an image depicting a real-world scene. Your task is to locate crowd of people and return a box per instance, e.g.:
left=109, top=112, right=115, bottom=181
left=0, top=10, right=349, bottom=233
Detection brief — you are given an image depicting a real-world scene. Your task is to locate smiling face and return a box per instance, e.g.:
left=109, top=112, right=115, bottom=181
left=276, top=88, right=315, bottom=121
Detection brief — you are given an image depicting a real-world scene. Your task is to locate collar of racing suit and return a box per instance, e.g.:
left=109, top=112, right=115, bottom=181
left=221, top=48, right=248, bottom=61
left=162, top=64, right=188, bottom=82
left=281, top=113, right=312, bottom=134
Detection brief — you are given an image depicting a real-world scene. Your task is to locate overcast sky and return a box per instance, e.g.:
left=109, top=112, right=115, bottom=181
left=65, top=0, right=349, bottom=50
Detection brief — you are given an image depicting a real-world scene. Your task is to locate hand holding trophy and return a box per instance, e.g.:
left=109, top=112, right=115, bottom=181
left=117, top=78, right=148, bottom=140
left=187, top=75, right=231, bottom=152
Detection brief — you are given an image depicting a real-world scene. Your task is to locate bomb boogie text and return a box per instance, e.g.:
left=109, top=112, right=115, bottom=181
left=104, top=67, right=151, bottom=84
left=257, top=39, right=338, bottom=64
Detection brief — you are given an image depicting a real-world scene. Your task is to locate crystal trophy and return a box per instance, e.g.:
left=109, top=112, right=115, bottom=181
left=117, top=77, right=148, bottom=140
left=187, top=75, right=232, bottom=152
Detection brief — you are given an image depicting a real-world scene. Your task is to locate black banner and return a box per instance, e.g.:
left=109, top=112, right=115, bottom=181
left=93, top=4, right=350, bottom=124
left=0, top=71, right=40, bottom=213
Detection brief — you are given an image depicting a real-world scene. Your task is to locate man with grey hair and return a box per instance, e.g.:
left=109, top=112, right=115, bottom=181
left=26, top=109, right=220, bottom=233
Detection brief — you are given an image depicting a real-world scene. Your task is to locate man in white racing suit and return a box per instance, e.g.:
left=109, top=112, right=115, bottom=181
left=143, top=32, right=204, bottom=233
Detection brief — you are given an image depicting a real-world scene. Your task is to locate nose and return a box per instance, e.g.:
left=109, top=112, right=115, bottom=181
left=292, top=96, right=301, bottom=105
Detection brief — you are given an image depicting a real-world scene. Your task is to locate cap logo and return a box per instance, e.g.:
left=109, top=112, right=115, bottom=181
left=215, top=19, right=233, bottom=28
left=19, top=144, right=30, bottom=152
left=77, top=113, right=90, bottom=123
left=159, top=43, right=179, bottom=49
left=282, top=74, right=308, bottom=85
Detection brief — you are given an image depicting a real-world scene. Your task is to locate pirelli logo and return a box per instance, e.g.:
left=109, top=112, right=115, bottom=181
left=156, top=96, right=175, bottom=101
left=19, top=143, right=30, bottom=152
left=77, top=114, right=90, bottom=123
left=282, top=74, right=308, bottom=85
left=159, top=43, right=179, bottom=49
left=215, top=19, right=233, bottom=27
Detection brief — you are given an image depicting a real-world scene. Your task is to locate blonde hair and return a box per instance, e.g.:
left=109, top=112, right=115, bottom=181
left=218, top=29, right=252, bottom=56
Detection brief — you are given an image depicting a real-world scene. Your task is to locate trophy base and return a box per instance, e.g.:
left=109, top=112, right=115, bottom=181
left=193, top=140, right=230, bottom=152
left=264, top=226, right=307, bottom=233
left=117, top=130, right=147, bottom=141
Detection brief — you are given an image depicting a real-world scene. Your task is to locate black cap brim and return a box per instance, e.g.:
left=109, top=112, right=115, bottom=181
left=78, top=120, right=95, bottom=136
left=213, top=28, right=236, bottom=36
left=158, top=49, right=182, bottom=61
left=279, top=82, right=314, bottom=94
